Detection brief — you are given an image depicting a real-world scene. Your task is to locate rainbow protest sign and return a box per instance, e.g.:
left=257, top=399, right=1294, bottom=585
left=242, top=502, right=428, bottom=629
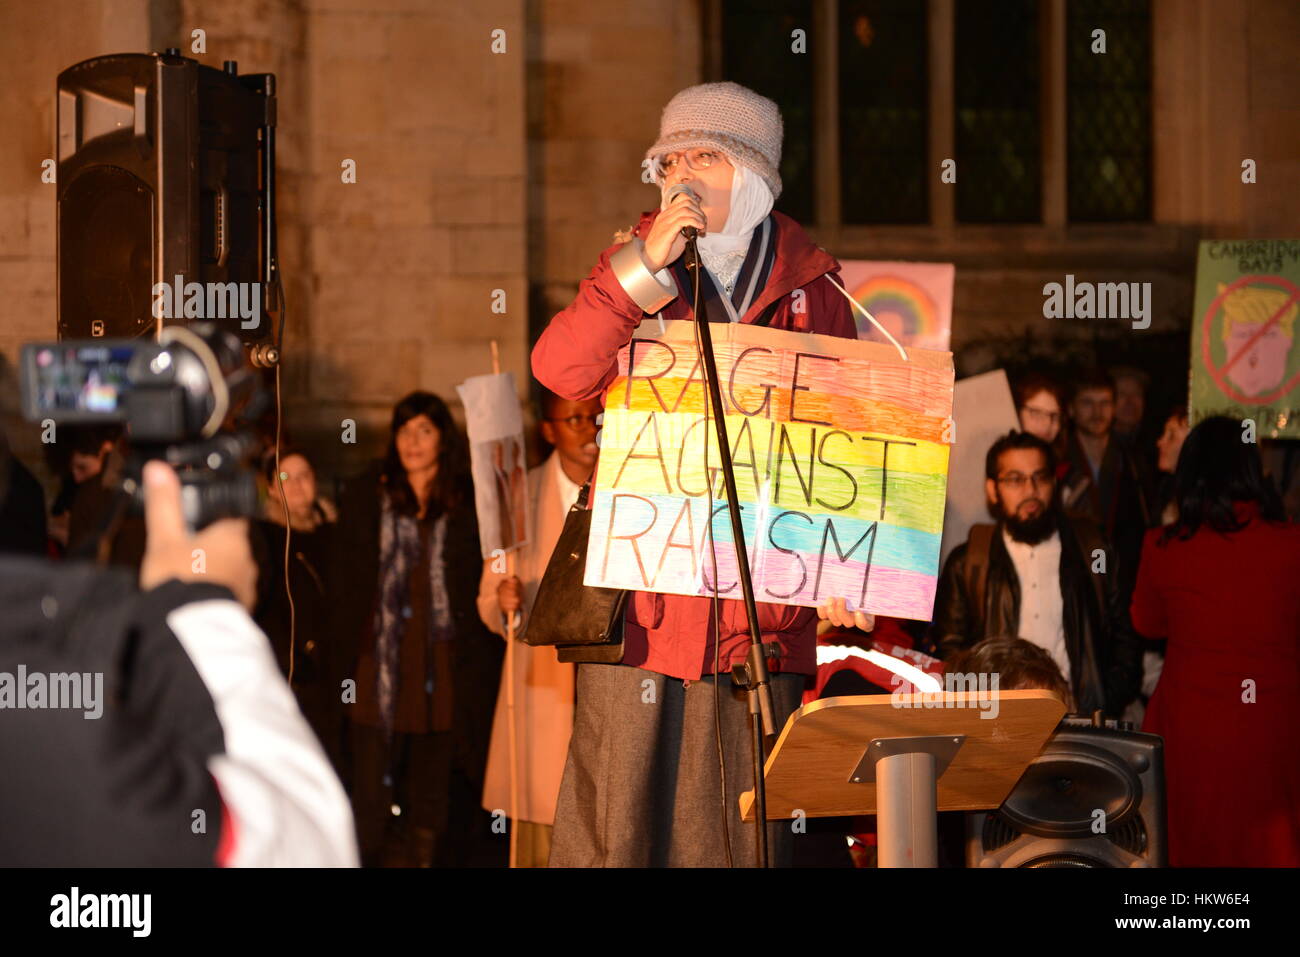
left=837, top=260, right=954, bottom=352
left=585, top=320, right=955, bottom=621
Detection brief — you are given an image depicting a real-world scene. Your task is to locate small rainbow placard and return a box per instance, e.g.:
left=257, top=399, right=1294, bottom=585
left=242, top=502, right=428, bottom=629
left=838, top=260, right=955, bottom=352
left=585, top=320, right=955, bottom=621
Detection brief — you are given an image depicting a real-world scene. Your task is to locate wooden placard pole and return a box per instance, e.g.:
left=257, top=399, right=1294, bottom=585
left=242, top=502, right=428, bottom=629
left=491, top=340, right=520, bottom=870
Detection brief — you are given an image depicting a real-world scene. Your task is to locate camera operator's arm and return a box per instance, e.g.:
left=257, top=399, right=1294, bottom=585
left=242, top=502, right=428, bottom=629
left=141, top=462, right=358, bottom=867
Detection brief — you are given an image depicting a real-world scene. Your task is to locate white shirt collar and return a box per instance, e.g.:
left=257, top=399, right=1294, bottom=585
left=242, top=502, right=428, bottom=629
left=549, top=451, right=583, bottom=509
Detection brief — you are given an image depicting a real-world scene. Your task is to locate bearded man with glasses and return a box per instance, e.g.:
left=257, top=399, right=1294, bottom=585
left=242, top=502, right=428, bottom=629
left=930, top=430, right=1143, bottom=716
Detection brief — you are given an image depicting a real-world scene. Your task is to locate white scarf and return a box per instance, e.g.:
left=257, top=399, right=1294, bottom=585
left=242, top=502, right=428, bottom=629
left=659, top=161, right=774, bottom=295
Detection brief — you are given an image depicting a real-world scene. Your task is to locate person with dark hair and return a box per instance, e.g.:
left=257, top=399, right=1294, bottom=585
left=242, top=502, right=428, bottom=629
left=250, top=447, right=342, bottom=773
left=1130, top=416, right=1300, bottom=867
left=947, top=636, right=1073, bottom=708
left=476, top=388, right=602, bottom=867
left=332, top=391, right=502, bottom=867
left=1060, top=369, right=1155, bottom=599
left=930, top=430, right=1142, bottom=716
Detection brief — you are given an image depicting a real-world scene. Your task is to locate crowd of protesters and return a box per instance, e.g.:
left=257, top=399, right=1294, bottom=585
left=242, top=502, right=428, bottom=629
left=3, top=68, right=1295, bottom=870
left=1, top=357, right=1296, bottom=868
left=990, top=370, right=1299, bottom=867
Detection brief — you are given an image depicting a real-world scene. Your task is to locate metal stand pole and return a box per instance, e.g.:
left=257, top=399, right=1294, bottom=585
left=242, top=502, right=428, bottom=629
left=683, top=235, right=775, bottom=868
left=853, top=733, right=965, bottom=868
left=875, top=752, right=939, bottom=868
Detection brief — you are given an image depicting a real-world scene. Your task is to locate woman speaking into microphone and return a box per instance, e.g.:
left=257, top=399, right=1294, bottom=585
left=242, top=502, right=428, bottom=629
left=532, top=82, right=872, bottom=867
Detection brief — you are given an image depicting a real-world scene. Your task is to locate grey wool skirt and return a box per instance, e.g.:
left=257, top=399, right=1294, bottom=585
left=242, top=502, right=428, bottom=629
left=548, top=662, right=808, bottom=867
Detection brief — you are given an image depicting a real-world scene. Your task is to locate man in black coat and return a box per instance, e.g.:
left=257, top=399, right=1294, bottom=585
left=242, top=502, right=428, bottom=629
left=1060, top=370, right=1156, bottom=600
left=931, top=430, right=1143, bottom=716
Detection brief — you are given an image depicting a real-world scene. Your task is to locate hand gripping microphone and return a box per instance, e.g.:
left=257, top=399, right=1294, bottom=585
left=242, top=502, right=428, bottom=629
left=665, top=183, right=701, bottom=240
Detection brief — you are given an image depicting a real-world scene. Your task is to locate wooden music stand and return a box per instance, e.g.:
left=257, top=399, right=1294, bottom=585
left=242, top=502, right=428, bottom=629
left=740, top=691, right=1066, bottom=867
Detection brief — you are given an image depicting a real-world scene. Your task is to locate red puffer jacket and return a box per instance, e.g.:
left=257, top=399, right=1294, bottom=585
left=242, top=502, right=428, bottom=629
left=532, top=208, right=858, bottom=680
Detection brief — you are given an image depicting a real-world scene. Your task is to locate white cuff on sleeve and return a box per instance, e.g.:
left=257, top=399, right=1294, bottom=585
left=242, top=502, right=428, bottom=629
left=610, top=238, right=678, bottom=314
left=168, top=599, right=359, bottom=868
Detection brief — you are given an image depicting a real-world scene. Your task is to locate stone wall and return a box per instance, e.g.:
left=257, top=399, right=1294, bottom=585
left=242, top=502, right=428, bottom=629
left=0, top=0, right=153, bottom=472
left=293, top=0, right=527, bottom=480
left=1, top=0, right=1296, bottom=501
left=526, top=0, right=702, bottom=352
left=0, top=0, right=529, bottom=492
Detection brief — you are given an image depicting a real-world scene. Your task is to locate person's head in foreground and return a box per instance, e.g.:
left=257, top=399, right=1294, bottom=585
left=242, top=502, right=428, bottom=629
left=1161, top=415, right=1287, bottom=544
left=985, top=430, right=1059, bottom=545
left=947, top=636, right=1074, bottom=710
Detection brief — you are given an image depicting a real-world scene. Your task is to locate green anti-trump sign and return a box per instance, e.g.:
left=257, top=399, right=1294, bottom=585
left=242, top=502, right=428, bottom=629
left=1189, top=239, right=1300, bottom=438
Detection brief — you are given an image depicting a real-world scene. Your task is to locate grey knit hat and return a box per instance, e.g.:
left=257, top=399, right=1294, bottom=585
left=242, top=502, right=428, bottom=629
left=645, top=82, right=784, bottom=201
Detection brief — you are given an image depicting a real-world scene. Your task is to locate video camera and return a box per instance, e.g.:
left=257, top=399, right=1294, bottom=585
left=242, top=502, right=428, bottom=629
left=20, top=323, right=265, bottom=530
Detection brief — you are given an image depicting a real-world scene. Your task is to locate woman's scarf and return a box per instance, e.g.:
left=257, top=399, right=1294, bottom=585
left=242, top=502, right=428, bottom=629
left=373, top=489, right=454, bottom=733
left=659, top=160, right=775, bottom=295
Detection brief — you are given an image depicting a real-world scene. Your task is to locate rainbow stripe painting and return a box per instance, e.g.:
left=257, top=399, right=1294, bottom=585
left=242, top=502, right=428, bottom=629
left=838, top=260, right=955, bottom=352
left=584, top=320, right=956, bottom=621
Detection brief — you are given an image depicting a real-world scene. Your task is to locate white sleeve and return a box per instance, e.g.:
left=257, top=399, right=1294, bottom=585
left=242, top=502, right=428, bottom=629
left=167, top=599, right=359, bottom=868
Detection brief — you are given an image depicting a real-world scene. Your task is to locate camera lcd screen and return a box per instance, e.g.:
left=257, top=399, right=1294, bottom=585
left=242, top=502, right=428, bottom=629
left=24, top=344, right=135, bottom=419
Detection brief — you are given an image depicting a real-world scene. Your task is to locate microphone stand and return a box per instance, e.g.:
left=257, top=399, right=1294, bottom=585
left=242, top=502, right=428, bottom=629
left=682, top=229, right=776, bottom=868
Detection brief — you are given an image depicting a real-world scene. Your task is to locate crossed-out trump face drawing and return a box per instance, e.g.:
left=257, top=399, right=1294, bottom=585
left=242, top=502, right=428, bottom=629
left=1220, top=282, right=1298, bottom=398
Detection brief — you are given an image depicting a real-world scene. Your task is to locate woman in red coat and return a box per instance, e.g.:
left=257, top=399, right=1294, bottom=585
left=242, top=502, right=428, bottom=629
left=1130, top=416, right=1300, bottom=866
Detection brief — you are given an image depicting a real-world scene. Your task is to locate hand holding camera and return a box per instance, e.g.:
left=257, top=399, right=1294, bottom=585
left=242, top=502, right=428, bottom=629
left=139, top=460, right=257, bottom=611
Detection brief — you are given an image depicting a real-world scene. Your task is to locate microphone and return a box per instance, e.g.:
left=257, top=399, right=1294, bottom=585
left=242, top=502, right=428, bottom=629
left=665, top=183, right=700, bottom=240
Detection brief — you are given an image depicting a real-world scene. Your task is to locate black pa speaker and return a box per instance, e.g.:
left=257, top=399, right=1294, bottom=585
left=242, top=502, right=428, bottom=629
left=967, top=718, right=1167, bottom=868
left=56, top=51, right=277, bottom=342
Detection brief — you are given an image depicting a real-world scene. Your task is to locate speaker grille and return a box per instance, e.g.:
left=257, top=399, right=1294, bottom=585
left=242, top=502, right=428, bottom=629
left=982, top=813, right=1019, bottom=852
left=984, top=809, right=1148, bottom=859
left=1106, top=815, right=1148, bottom=855
left=59, top=166, right=153, bottom=339
left=1022, top=852, right=1108, bottom=868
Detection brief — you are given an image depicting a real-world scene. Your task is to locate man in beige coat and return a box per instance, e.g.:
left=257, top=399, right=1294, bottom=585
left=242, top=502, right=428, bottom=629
left=477, top=391, right=601, bottom=867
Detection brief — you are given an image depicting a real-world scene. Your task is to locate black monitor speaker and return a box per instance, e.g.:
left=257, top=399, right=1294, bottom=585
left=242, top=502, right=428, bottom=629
left=56, top=51, right=276, bottom=342
left=967, top=718, right=1167, bottom=868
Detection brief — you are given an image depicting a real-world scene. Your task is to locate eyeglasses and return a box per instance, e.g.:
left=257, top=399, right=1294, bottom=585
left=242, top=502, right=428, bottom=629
left=996, top=470, right=1055, bottom=490
left=658, top=148, right=725, bottom=175
left=547, top=414, right=600, bottom=430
